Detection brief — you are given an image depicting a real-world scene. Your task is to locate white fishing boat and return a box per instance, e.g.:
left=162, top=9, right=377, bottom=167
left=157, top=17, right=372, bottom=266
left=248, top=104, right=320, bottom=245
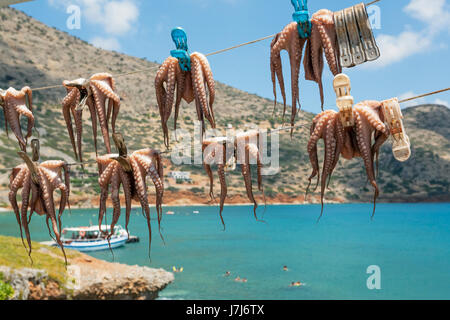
left=40, top=225, right=134, bottom=252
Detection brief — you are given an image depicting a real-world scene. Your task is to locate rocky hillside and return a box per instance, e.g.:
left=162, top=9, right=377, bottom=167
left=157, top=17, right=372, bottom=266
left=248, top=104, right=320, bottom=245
left=0, top=6, right=448, bottom=210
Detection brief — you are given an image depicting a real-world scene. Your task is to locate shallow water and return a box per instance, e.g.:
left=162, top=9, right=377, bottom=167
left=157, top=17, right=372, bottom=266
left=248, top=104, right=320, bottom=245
left=0, top=203, right=449, bottom=300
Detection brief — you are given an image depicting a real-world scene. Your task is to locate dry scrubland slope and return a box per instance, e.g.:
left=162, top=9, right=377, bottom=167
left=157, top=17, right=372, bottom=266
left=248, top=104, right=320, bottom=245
left=0, top=7, right=448, bottom=209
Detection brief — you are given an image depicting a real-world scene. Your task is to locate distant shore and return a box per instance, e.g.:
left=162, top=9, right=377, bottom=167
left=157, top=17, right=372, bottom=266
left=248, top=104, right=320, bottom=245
left=1, top=200, right=448, bottom=214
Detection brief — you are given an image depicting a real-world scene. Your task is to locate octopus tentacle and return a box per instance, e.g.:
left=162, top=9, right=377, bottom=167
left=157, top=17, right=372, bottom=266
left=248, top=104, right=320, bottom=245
left=164, top=58, right=179, bottom=147
left=354, top=110, right=378, bottom=218
left=271, top=23, right=298, bottom=116
left=203, top=142, right=218, bottom=200
left=118, top=169, right=132, bottom=237
left=62, top=88, right=80, bottom=160
left=288, top=34, right=306, bottom=129
left=155, top=58, right=172, bottom=147
left=318, top=116, right=337, bottom=222
left=98, top=187, right=109, bottom=234
left=204, top=163, right=215, bottom=200
left=239, top=139, right=260, bottom=221
left=86, top=98, right=98, bottom=155
left=130, top=156, right=153, bottom=254
left=191, top=52, right=216, bottom=129
left=372, top=131, right=389, bottom=177
left=197, top=53, right=216, bottom=121
left=311, top=9, right=341, bottom=76
left=18, top=87, right=34, bottom=145
left=246, top=143, right=263, bottom=192
left=241, top=162, right=259, bottom=221
left=308, top=23, right=325, bottom=109
left=0, top=88, right=35, bottom=151
left=109, top=166, right=122, bottom=238
left=134, top=152, right=164, bottom=237
left=90, top=84, right=111, bottom=153
left=28, top=181, right=40, bottom=223
left=20, top=171, right=32, bottom=259
left=5, top=95, right=27, bottom=151
left=218, top=163, right=227, bottom=229
left=174, top=69, right=186, bottom=136
left=38, top=168, right=67, bottom=265
left=306, top=111, right=335, bottom=196
left=9, top=167, right=27, bottom=247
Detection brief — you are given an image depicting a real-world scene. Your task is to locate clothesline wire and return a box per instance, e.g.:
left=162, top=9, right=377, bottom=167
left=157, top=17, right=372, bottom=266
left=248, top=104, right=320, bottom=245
left=366, top=0, right=381, bottom=6
left=398, top=87, right=450, bottom=104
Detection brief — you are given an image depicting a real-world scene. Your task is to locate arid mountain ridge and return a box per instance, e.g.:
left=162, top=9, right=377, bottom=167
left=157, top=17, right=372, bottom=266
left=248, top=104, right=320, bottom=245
left=0, top=6, right=448, bottom=210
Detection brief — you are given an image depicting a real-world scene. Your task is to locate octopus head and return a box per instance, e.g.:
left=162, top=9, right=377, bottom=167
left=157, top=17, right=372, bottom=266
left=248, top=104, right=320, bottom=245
left=63, top=78, right=91, bottom=111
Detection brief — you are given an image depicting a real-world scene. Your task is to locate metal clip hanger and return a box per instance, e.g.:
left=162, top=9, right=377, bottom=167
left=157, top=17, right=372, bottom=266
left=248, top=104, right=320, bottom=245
left=335, top=3, right=380, bottom=68
left=354, top=3, right=380, bottom=61
left=344, top=6, right=366, bottom=66
left=170, top=27, right=191, bottom=72
left=112, top=133, right=132, bottom=172
left=63, top=78, right=92, bottom=111
left=334, top=10, right=353, bottom=68
left=291, top=0, right=311, bottom=38
left=381, top=98, right=411, bottom=162
left=17, top=138, right=40, bottom=185
left=333, top=74, right=355, bottom=128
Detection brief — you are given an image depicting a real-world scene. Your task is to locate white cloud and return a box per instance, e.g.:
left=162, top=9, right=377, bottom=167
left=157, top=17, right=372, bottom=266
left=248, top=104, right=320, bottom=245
left=398, top=91, right=426, bottom=108
left=404, top=0, right=450, bottom=34
left=371, top=31, right=431, bottom=68
left=48, top=0, right=139, bottom=36
left=91, top=36, right=121, bottom=51
left=366, top=0, right=450, bottom=69
left=434, top=98, right=450, bottom=108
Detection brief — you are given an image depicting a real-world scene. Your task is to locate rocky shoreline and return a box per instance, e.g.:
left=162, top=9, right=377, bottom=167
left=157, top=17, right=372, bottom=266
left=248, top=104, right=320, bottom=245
left=0, top=248, right=174, bottom=300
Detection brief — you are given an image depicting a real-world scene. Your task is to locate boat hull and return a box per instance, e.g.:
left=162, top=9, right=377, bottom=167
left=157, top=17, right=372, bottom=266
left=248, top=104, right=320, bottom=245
left=41, top=236, right=128, bottom=252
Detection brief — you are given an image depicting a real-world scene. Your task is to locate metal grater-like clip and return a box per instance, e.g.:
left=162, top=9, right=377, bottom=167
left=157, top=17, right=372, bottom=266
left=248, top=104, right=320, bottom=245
left=354, top=3, right=380, bottom=61
left=335, top=3, right=380, bottom=68
left=381, top=98, right=411, bottom=162
left=333, top=74, right=355, bottom=128
left=334, top=10, right=353, bottom=68
left=344, top=6, right=366, bottom=66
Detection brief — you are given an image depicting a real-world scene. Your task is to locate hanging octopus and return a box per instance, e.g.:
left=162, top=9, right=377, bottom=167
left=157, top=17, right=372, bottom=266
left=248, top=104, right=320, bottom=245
left=271, top=9, right=341, bottom=128
left=203, top=130, right=265, bottom=228
left=155, top=52, right=216, bottom=147
left=9, top=154, right=71, bottom=264
left=96, top=143, right=164, bottom=255
left=0, top=86, right=34, bottom=152
left=306, top=100, right=389, bottom=220
left=62, top=73, right=121, bottom=161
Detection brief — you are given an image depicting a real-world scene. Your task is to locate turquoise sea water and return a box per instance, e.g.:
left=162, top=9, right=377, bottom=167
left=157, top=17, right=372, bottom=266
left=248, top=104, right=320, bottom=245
left=0, top=203, right=449, bottom=300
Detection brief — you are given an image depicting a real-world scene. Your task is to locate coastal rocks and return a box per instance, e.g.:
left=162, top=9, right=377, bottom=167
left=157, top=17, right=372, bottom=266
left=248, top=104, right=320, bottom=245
left=71, top=257, right=175, bottom=300
left=0, top=266, right=64, bottom=300
left=0, top=255, right=174, bottom=300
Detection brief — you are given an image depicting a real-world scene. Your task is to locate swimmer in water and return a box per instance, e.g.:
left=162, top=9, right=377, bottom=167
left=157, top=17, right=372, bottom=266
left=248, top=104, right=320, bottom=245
left=234, top=277, right=241, bottom=282
left=172, top=266, right=184, bottom=273
left=283, top=266, right=288, bottom=271
left=224, top=271, right=231, bottom=277
left=289, top=281, right=303, bottom=287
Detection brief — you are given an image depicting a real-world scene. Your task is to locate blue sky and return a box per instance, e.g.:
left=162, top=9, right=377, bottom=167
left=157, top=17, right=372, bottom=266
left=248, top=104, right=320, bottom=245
left=11, top=0, right=450, bottom=114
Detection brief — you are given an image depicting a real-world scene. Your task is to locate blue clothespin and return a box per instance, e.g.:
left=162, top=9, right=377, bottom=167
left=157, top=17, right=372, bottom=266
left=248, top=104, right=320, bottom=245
left=170, top=27, right=191, bottom=72
left=291, top=0, right=311, bottom=38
